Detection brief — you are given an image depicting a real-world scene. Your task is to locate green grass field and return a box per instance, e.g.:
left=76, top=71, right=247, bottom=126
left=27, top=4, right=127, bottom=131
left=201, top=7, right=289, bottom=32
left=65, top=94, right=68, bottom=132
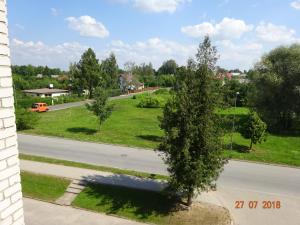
left=25, top=98, right=163, bottom=149
left=21, top=171, right=70, bottom=201
left=23, top=95, right=300, bottom=167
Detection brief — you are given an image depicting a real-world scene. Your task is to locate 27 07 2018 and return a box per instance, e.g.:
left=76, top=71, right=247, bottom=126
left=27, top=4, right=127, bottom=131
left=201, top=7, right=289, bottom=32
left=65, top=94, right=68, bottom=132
left=235, top=200, right=281, bottom=209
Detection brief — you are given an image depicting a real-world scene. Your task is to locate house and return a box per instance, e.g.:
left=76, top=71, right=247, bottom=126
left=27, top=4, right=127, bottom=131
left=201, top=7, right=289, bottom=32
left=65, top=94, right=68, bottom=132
left=51, top=74, right=59, bottom=79
left=23, top=88, right=69, bottom=98
left=119, top=73, right=144, bottom=92
left=231, top=73, right=249, bottom=84
left=36, top=74, right=43, bottom=78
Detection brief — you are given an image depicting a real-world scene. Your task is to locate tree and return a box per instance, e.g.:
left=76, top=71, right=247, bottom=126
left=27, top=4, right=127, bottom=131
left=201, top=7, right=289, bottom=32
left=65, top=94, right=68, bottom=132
left=240, top=111, right=267, bottom=150
left=196, top=36, right=218, bottom=70
left=158, top=59, right=178, bottom=75
left=159, top=36, right=226, bottom=206
left=251, top=44, right=300, bottom=132
left=222, top=79, right=249, bottom=107
left=101, top=53, right=119, bottom=88
left=70, top=48, right=102, bottom=98
left=134, top=63, right=156, bottom=86
left=86, top=87, right=113, bottom=131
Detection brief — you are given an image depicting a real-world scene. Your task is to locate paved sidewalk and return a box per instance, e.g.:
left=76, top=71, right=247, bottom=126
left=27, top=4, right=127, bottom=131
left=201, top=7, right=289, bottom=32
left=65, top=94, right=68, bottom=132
left=20, top=160, right=167, bottom=192
left=24, top=198, right=144, bottom=225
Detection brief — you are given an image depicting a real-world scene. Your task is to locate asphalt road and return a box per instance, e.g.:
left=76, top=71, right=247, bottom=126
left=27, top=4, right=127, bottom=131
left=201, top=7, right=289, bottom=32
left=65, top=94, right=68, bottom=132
left=18, top=134, right=300, bottom=225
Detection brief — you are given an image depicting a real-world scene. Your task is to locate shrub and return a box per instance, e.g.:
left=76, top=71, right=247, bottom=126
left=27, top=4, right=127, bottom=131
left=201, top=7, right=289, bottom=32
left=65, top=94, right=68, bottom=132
left=154, top=89, right=170, bottom=95
left=16, top=108, right=39, bottom=130
left=107, top=89, right=122, bottom=97
left=239, top=111, right=267, bottom=150
left=137, top=96, right=162, bottom=108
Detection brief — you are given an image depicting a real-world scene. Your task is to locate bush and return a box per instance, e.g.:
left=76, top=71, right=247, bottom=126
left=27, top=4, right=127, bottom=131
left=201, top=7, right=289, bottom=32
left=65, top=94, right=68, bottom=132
left=16, top=108, right=39, bottom=130
left=107, top=89, right=122, bottom=97
left=154, top=89, right=170, bottom=95
left=137, top=96, right=163, bottom=108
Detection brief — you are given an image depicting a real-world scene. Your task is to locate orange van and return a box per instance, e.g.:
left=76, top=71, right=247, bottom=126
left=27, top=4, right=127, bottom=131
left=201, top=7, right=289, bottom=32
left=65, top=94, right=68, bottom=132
left=30, top=103, right=49, bottom=112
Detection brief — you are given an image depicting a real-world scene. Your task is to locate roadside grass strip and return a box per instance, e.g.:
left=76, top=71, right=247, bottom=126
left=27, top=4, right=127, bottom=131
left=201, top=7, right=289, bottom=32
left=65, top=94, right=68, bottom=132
left=21, top=171, right=71, bottom=201
left=72, top=182, right=231, bottom=225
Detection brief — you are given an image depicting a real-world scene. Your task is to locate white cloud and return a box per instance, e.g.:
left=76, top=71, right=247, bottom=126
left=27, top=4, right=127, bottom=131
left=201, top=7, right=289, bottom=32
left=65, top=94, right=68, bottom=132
left=108, top=38, right=196, bottom=68
left=181, top=17, right=253, bottom=40
left=10, top=37, right=265, bottom=71
left=291, top=1, right=300, bottom=9
left=11, top=39, right=88, bottom=69
left=133, top=0, right=189, bottom=13
left=66, top=16, right=109, bottom=38
left=51, top=8, right=59, bottom=16
left=217, top=40, right=263, bottom=70
left=15, top=24, right=25, bottom=30
left=11, top=37, right=196, bottom=70
left=256, top=22, right=296, bottom=43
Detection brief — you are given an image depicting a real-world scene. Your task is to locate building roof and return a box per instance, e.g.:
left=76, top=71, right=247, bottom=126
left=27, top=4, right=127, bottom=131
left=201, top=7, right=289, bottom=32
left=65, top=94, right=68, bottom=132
left=23, top=88, right=69, bottom=94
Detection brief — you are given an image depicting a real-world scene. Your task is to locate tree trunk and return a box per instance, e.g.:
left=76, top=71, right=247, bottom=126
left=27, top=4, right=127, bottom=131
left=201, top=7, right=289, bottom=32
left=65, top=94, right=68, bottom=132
left=89, top=87, right=93, bottom=99
left=249, top=140, right=253, bottom=150
left=187, top=189, right=193, bottom=206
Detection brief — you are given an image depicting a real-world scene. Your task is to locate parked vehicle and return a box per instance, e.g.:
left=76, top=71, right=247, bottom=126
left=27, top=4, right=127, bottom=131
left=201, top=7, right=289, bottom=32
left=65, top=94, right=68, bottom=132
left=30, top=103, right=49, bottom=112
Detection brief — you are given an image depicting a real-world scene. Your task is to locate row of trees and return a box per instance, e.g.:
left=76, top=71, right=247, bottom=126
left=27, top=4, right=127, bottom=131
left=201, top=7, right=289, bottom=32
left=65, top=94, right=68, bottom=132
left=12, top=65, right=63, bottom=77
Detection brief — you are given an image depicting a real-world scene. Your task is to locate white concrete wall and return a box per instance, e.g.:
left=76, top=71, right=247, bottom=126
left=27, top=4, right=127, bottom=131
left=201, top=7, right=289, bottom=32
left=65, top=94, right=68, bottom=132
left=0, top=0, right=25, bottom=224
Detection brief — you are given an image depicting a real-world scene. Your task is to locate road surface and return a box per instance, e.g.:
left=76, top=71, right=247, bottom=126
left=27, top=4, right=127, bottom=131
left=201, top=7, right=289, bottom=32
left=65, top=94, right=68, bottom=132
left=18, top=134, right=300, bottom=225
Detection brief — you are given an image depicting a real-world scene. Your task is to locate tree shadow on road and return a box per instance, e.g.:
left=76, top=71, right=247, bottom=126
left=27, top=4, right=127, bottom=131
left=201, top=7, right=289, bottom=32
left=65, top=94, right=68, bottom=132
left=67, top=127, right=97, bottom=135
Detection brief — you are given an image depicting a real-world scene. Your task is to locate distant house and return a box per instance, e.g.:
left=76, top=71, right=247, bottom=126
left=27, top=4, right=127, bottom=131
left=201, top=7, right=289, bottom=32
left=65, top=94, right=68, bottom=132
left=23, top=88, right=69, bottom=98
left=217, top=72, right=249, bottom=84
left=119, top=73, right=144, bottom=92
left=51, top=74, right=59, bottom=79
left=36, top=74, right=43, bottom=79
left=231, top=73, right=249, bottom=84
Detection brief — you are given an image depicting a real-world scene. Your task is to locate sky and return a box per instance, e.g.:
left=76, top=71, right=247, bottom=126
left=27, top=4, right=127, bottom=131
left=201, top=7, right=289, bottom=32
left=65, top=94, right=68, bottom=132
left=7, top=0, right=300, bottom=70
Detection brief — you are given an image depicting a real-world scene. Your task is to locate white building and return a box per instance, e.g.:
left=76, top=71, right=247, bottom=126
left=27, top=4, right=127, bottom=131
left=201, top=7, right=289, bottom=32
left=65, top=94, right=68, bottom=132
left=23, top=88, right=69, bottom=98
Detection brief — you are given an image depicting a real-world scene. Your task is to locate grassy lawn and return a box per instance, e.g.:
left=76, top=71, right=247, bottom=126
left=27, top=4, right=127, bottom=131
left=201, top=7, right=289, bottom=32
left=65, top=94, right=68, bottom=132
left=21, top=171, right=70, bottom=201
left=20, top=154, right=168, bottom=180
left=73, top=183, right=230, bottom=225
left=24, top=97, right=163, bottom=149
left=23, top=94, right=300, bottom=167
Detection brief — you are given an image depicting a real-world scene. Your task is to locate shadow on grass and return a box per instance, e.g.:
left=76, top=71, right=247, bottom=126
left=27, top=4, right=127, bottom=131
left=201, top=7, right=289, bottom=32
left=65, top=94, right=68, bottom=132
left=67, top=127, right=97, bottom=135
left=225, top=143, right=250, bottom=153
left=80, top=174, right=176, bottom=221
left=137, top=135, right=162, bottom=142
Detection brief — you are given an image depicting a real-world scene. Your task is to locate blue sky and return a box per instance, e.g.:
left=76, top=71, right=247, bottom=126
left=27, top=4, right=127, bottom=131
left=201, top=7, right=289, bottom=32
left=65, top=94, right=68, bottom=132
left=7, top=0, right=300, bottom=70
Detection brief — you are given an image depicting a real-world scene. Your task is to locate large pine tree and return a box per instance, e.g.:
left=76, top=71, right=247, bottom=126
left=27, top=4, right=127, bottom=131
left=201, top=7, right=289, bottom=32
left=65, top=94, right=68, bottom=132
left=159, top=36, right=226, bottom=206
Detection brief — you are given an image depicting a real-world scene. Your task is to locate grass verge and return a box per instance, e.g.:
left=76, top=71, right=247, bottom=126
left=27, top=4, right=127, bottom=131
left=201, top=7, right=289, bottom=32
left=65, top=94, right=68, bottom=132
left=20, top=154, right=168, bottom=181
left=72, top=183, right=231, bottom=225
left=21, top=171, right=70, bottom=201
